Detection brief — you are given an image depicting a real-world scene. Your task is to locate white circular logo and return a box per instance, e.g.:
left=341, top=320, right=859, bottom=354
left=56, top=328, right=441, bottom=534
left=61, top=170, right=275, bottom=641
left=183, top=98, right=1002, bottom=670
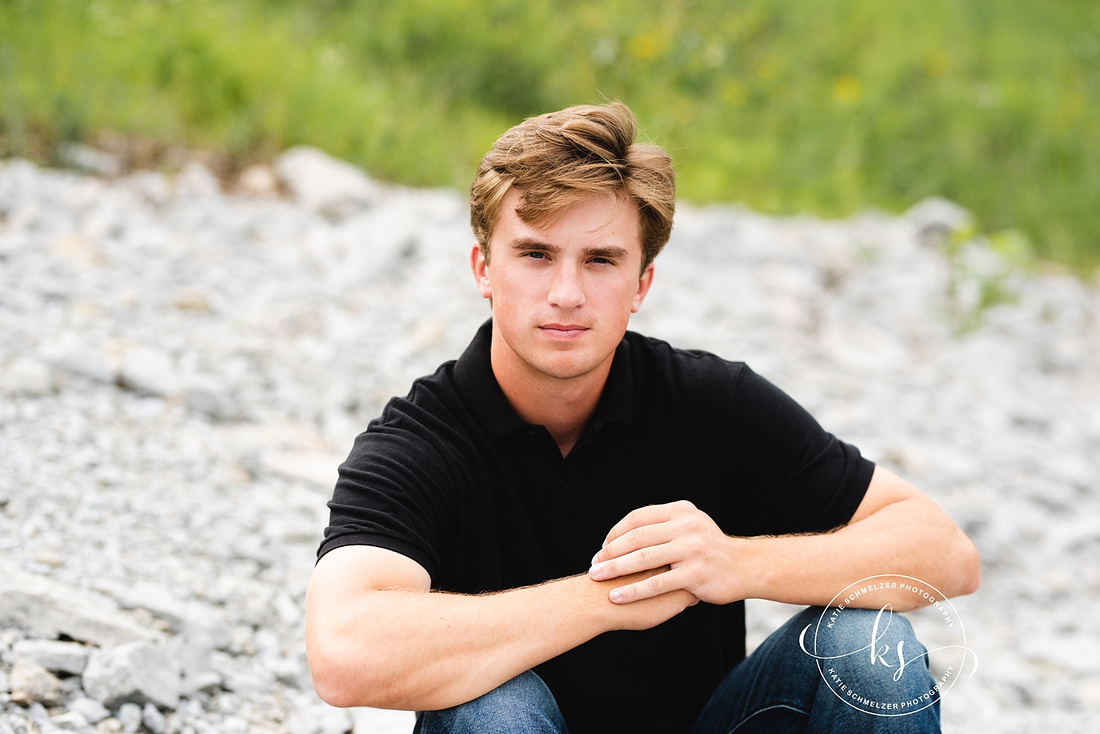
left=798, top=574, right=978, bottom=717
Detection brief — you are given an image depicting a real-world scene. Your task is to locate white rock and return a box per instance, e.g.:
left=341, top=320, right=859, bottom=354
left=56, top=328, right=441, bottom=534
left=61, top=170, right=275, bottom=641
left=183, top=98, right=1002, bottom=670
left=3, top=356, right=54, bottom=396
left=98, top=581, right=195, bottom=633
left=179, top=670, right=223, bottom=697
left=57, top=142, right=123, bottom=177
left=348, top=708, right=417, bottom=734
left=218, top=716, right=251, bottom=734
left=905, top=196, right=974, bottom=243
left=142, top=703, right=167, bottom=734
left=124, top=170, right=172, bottom=205
left=116, top=702, right=143, bottom=733
left=173, top=162, right=222, bottom=199
left=0, top=571, right=158, bottom=647
left=180, top=373, right=241, bottom=421
left=283, top=703, right=352, bottom=734
left=47, top=710, right=93, bottom=732
left=82, top=642, right=182, bottom=711
left=117, top=346, right=179, bottom=397
left=40, top=336, right=114, bottom=384
left=274, top=146, right=380, bottom=219
left=261, top=451, right=342, bottom=488
left=68, top=696, right=111, bottom=724
left=12, top=639, right=89, bottom=676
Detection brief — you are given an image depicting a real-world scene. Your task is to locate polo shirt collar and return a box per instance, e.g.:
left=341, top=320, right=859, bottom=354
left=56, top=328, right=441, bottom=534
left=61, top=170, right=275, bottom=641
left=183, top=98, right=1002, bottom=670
left=452, top=319, right=635, bottom=440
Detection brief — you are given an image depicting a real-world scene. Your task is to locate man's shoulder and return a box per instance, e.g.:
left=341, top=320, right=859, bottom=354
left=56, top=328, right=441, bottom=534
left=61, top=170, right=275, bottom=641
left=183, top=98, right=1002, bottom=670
left=621, top=330, right=749, bottom=384
left=340, top=359, right=490, bottom=493
left=369, top=360, right=471, bottom=440
left=614, top=331, right=764, bottom=432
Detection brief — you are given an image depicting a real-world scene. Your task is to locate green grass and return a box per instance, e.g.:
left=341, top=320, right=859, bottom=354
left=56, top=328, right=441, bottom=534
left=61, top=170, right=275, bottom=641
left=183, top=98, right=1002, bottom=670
left=2, top=0, right=1098, bottom=270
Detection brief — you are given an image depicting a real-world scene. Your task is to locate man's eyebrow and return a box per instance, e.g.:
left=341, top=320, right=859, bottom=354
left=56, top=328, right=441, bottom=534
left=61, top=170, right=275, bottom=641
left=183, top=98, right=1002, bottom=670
left=507, top=237, right=558, bottom=253
left=585, top=245, right=630, bottom=260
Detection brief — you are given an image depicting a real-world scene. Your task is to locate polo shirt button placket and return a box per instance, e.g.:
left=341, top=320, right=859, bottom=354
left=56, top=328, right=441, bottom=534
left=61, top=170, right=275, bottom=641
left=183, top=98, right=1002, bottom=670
left=551, top=466, right=583, bottom=547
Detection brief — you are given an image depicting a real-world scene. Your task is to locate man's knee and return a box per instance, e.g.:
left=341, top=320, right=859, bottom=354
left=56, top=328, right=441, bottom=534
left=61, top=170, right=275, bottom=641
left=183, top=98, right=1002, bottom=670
left=799, top=606, right=938, bottom=704
left=414, top=671, right=567, bottom=734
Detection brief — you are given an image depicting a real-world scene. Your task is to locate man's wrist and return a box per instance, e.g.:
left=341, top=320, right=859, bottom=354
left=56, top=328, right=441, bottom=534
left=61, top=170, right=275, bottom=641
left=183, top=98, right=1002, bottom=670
left=723, top=534, right=766, bottom=603
left=563, top=572, right=626, bottom=632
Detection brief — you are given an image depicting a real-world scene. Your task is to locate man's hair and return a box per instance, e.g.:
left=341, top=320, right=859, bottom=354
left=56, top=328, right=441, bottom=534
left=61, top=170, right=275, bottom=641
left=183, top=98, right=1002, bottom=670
left=470, top=101, right=675, bottom=270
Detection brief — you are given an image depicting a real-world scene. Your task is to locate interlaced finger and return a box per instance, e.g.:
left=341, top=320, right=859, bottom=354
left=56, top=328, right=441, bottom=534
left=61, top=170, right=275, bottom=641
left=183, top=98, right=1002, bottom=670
left=589, top=539, right=677, bottom=581
left=608, top=566, right=693, bottom=604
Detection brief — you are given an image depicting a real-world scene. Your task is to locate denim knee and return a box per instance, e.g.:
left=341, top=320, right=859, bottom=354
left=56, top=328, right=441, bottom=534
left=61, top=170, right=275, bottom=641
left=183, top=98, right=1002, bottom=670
left=798, top=605, right=939, bottom=718
left=692, top=606, right=941, bottom=734
left=414, top=670, right=568, bottom=734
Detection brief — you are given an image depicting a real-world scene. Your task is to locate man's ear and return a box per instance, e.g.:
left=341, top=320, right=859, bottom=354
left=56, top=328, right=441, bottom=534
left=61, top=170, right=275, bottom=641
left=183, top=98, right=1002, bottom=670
left=631, top=262, right=655, bottom=313
left=470, top=243, right=492, bottom=301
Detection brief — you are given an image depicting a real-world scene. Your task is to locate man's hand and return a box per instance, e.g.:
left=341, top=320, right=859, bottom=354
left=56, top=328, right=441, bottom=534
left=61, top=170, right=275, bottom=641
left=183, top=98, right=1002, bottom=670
left=588, top=501, right=741, bottom=606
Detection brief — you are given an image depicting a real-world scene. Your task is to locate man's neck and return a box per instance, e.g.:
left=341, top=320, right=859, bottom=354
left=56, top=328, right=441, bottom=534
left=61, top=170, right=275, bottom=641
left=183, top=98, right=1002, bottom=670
left=490, top=348, right=612, bottom=458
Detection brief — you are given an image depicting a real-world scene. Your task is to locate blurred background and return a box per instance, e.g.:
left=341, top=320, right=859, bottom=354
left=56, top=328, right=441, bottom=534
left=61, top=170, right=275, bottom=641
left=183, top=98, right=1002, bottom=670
left=2, top=0, right=1098, bottom=273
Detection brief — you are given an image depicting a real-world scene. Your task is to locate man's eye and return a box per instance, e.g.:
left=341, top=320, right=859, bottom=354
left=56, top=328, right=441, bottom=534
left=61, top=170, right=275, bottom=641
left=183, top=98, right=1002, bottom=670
left=524, top=251, right=547, bottom=260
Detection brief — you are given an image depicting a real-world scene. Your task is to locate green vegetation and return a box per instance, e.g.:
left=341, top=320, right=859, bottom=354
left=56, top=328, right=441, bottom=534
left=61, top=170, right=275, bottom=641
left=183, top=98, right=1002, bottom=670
left=2, top=0, right=1098, bottom=270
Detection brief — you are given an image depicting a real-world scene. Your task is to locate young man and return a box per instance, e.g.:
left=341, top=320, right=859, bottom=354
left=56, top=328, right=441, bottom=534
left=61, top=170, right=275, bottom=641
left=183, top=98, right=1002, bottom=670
left=306, top=102, right=980, bottom=733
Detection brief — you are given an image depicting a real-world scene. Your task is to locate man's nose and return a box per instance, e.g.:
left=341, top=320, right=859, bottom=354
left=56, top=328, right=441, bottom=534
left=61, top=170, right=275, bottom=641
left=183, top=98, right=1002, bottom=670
left=547, top=263, right=585, bottom=309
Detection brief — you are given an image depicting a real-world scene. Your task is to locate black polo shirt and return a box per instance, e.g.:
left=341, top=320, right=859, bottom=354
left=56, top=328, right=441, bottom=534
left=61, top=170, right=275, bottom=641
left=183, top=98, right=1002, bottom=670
left=321, top=319, right=873, bottom=731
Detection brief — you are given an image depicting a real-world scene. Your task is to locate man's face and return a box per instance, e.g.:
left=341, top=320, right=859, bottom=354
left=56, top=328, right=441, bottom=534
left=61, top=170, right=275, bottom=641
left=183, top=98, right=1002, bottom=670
left=470, top=188, right=654, bottom=388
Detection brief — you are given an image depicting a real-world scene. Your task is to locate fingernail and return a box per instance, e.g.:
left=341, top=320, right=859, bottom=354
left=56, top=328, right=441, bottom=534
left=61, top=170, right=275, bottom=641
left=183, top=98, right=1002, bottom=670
left=589, top=563, right=603, bottom=580
left=591, top=553, right=600, bottom=566
left=609, top=588, right=624, bottom=603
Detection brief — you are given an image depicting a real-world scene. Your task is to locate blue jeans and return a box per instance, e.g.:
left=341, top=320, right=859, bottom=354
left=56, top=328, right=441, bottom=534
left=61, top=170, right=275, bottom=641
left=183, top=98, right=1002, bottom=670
left=413, top=670, right=568, bottom=733
left=414, top=606, right=941, bottom=734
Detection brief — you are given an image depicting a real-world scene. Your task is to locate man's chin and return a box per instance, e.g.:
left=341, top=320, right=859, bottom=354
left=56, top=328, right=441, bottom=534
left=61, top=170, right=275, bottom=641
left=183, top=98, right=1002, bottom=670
left=529, top=354, right=608, bottom=383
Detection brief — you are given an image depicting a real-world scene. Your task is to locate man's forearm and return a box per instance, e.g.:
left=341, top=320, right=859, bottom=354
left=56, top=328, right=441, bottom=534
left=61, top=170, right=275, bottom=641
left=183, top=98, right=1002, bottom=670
left=736, top=493, right=981, bottom=610
left=308, top=575, right=598, bottom=710
left=306, top=570, right=694, bottom=711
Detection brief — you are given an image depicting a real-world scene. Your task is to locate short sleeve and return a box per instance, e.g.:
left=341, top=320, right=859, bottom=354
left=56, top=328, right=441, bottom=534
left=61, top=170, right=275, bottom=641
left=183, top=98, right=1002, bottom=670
left=727, top=365, right=874, bottom=535
left=318, top=390, right=462, bottom=582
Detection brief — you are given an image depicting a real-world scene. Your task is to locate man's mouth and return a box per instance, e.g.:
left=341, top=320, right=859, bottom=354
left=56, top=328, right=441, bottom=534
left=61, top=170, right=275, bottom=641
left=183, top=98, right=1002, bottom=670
left=541, top=323, right=587, bottom=331
left=539, top=323, right=589, bottom=339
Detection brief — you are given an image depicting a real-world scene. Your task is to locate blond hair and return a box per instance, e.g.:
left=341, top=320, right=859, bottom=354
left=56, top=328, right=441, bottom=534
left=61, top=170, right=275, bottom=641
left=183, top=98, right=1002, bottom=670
left=470, top=102, right=675, bottom=270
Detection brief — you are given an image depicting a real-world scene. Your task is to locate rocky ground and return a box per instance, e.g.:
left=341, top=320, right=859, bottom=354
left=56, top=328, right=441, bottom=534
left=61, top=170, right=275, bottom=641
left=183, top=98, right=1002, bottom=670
left=0, top=147, right=1097, bottom=733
